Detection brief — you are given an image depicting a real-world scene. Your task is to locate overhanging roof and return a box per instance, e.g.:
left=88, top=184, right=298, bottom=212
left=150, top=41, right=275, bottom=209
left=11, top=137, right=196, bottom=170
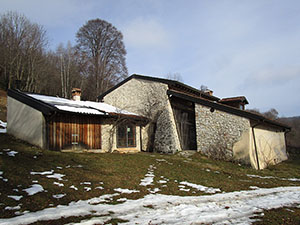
left=98, top=74, right=220, bottom=102
left=8, top=89, right=148, bottom=123
left=167, top=89, right=290, bottom=131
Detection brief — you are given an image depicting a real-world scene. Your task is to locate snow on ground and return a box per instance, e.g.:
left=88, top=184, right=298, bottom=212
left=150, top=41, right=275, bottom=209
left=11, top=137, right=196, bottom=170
left=247, top=174, right=300, bottom=182
left=1, top=186, right=300, bottom=225
left=179, top=181, right=221, bottom=194
left=0, top=120, right=7, bottom=133
left=7, top=195, right=23, bottom=201
left=30, top=170, right=54, bottom=175
left=139, top=165, right=155, bottom=186
left=70, top=185, right=78, bottom=190
left=53, top=194, right=66, bottom=199
left=46, top=173, right=65, bottom=181
left=30, top=170, right=65, bottom=181
left=6, top=151, right=18, bottom=157
left=114, top=188, right=140, bottom=194
left=53, top=182, right=64, bottom=187
left=23, top=184, right=44, bottom=196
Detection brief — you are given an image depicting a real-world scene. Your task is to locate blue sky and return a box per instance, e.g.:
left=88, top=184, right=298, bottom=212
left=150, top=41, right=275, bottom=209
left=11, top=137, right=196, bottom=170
left=1, top=0, right=300, bottom=117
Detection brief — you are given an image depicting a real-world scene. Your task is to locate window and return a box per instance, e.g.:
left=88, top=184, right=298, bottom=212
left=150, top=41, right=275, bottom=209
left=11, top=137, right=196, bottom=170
left=117, top=124, right=136, bottom=148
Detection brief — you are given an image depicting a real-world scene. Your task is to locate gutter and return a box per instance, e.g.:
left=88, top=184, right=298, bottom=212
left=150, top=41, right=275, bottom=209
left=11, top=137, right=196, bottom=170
left=251, top=122, right=261, bottom=170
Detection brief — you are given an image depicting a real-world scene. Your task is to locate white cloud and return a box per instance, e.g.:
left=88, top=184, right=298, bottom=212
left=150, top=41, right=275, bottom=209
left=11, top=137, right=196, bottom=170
left=123, top=18, right=171, bottom=49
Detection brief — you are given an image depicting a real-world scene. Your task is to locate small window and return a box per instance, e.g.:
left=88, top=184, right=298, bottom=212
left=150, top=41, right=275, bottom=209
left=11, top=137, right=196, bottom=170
left=117, top=124, right=136, bottom=148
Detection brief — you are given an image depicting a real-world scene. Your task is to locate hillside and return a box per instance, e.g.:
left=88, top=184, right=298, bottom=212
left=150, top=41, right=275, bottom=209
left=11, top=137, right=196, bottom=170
left=278, top=116, right=300, bottom=148
left=0, top=134, right=300, bottom=224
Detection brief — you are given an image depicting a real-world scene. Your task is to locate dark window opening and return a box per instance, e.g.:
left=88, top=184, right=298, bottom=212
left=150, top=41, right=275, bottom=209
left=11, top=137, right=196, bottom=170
left=117, top=124, right=136, bottom=148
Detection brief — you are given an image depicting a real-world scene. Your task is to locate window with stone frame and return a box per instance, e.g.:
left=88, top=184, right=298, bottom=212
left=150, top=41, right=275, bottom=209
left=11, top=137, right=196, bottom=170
left=117, top=124, right=136, bottom=148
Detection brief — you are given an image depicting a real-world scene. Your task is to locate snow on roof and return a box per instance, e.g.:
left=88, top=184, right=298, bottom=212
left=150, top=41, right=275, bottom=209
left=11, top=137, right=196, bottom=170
left=27, top=93, right=137, bottom=116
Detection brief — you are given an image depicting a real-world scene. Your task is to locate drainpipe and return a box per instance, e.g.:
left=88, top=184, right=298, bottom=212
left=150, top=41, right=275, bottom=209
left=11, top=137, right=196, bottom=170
left=252, top=122, right=261, bottom=170
left=140, top=125, right=142, bottom=151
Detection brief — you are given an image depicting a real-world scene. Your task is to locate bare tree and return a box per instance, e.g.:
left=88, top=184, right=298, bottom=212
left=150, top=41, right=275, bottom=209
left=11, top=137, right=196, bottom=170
left=165, top=72, right=183, bottom=82
left=76, top=19, right=128, bottom=100
left=0, top=11, right=47, bottom=91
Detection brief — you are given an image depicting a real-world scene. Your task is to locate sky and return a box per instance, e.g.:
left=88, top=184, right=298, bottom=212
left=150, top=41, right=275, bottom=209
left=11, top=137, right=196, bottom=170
left=1, top=0, right=300, bottom=117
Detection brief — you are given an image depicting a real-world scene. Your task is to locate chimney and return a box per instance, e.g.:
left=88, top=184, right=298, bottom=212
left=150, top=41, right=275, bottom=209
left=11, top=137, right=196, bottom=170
left=71, top=88, right=81, bottom=101
left=204, top=89, right=213, bottom=96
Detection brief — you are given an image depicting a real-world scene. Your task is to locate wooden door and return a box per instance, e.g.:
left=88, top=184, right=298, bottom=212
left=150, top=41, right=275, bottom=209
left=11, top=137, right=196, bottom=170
left=171, top=97, right=197, bottom=150
left=48, top=114, right=101, bottom=150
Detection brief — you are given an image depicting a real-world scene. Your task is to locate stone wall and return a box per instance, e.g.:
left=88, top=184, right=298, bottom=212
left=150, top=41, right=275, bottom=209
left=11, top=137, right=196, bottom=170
left=103, top=78, right=181, bottom=153
left=195, top=104, right=250, bottom=160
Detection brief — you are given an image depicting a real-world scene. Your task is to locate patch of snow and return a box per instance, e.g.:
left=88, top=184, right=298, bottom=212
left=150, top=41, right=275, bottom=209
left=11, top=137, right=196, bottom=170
left=3, top=149, right=10, bottom=151
left=80, top=182, right=91, bottom=185
left=148, top=188, right=160, bottom=194
left=87, top=193, right=120, bottom=205
left=8, top=195, right=23, bottom=201
left=117, top=198, right=127, bottom=202
left=23, top=184, right=44, bottom=196
left=140, top=165, right=155, bottom=186
left=70, top=185, right=78, bottom=191
left=179, top=188, right=190, bottom=192
left=84, top=187, right=91, bottom=192
left=0, top=171, right=3, bottom=175
left=53, top=182, right=64, bottom=187
left=32, top=180, right=39, bottom=183
left=0, top=120, right=7, bottom=133
left=46, top=173, right=65, bottom=181
left=179, top=181, right=221, bottom=194
left=5, top=205, right=21, bottom=211
left=95, top=186, right=104, bottom=190
left=247, top=174, right=275, bottom=179
left=31, top=170, right=54, bottom=175
left=158, top=180, right=167, bottom=184
left=247, top=174, right=300, bottom=182
left=53, top=194, right=66, bottom=199
left=56, top=166, right=63, bottom=169
left=114, top=188, right=140, bottom=194
left=249, top=186, right=259, bottom=190
left=7, top=151, right=18, bottom=157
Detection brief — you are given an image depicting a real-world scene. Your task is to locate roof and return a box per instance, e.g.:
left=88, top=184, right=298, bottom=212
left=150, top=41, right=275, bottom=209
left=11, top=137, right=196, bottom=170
left=167, top=89, right=290, bottom=131
left=220, top=96, right=249, bottom=104
left=8, top=89, right=148, bottom=123
left=98, top=74, right=220, bottom=102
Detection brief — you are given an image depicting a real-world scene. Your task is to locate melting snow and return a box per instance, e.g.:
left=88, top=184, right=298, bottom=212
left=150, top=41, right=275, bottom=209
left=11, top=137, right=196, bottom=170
left=70, top=185, right=78, bottom=191
left=46, top=173, right=65, bottom=181
left=247, top=174, right=300, bottom=182
left=1, top=186, right=300, bottom=225
left=8, top=195, right=23, bottom=201
left=7, top=151, right=18, bottom=157
left=140, top=165, right=155, bottom=186
left=31, top=170, right=54, bottom=175
left=114, top=188, right=140, bottom=194
left=179, top=181, right=221, bottom=194
left=0, top=120, right=7, bottom=133
left=53, top=182, right=64, bottom=187
left=53, top=194, right=66, bottom=199
left=23, top=184, right=44, bottom=196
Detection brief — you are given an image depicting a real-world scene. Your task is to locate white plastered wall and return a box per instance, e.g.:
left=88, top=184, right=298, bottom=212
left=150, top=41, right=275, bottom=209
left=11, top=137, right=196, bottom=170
left=7, top=96, right=46, bottom=148
left=249, top=127, right=287, bottom=170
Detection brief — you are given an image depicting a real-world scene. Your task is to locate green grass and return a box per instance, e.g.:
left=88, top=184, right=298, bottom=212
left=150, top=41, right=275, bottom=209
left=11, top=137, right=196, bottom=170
left=1, top=133, right=300, bottom=224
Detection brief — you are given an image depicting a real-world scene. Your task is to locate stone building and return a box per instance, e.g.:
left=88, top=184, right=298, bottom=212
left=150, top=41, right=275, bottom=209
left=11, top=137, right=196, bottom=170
left=98, top=74, right=290, bottom=169
left=7, top=89, right=148, bottom=153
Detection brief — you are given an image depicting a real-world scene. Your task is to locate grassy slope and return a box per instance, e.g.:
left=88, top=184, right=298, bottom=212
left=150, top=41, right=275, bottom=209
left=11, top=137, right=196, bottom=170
left=0, top=134, right=300, bottom=224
